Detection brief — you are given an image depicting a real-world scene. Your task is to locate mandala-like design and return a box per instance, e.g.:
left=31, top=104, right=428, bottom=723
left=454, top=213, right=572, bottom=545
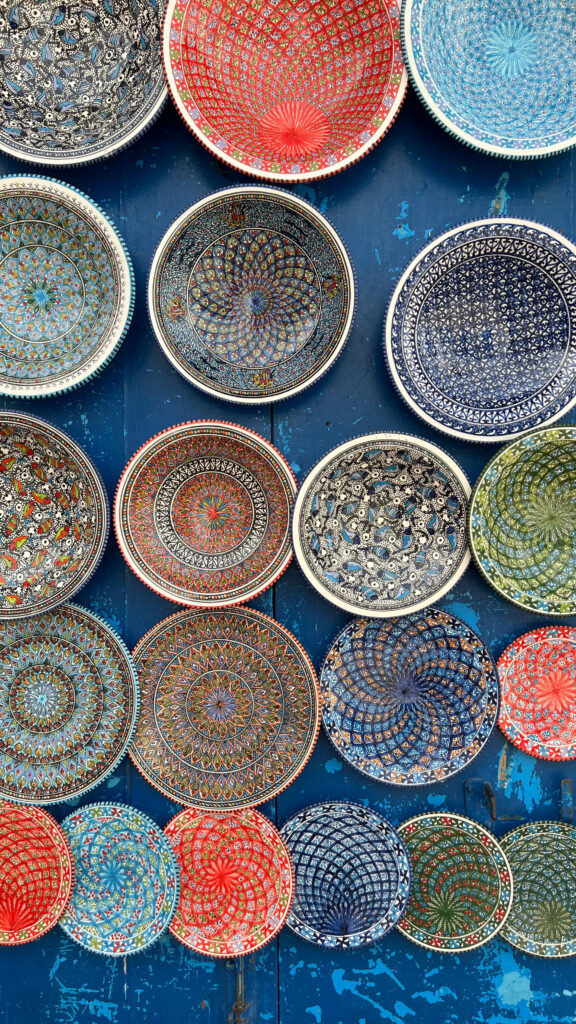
left=397, top=813, right=513, bottom=952
left=500, top=822, right=576, bottom=957
left=280, top=802, right=411, bottom=949
left=164, top=807, right=293, bottom=956
left=59, top=803, right=179, bottom=957
left=0, top=801, right=73, bottom=945
left=468, top=427, right=576, bottom=615
left=320, top=609, right=499, bottom=785
left=149, top=188, right=355, bottom=403
left=130, top=607, right=319, bottom=809
left=403, top=0, right=576, bottom=158
left=115, top=421, right=296, bottom=607
left=0, top=1, right=167, bottom=164
left=292, top=433, right=471, bottom=616
left=0, top=248, right=83, bottom=343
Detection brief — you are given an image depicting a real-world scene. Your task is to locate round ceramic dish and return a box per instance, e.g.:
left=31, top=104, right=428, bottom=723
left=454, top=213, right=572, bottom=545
left=0, top=801, right=73, bottom=945
left=130, top=607, right=319, bottom=809
left=397, top=813, right=513, bottom=952
left=0, top=603, right=138, bottom=804
left=164, top=807, right=293, bottom=956
left=0, top=412, right=108, bottom=619
left=0, top=177, right=134, bottom=398
left=320, top=608, right=499, bottom=785
left=163, top=0, right=407, bottom=182
left=402, top=0, right=576, bottom=159
left=59, top=803, right=179, bottom=956
left=115, top=421, right=296, bottom=607
left=469, top=427, right=576, bottom=615
left=292, top=433, right=470, bottom=617
left=386, top=219, right=576, bottom=442
left=0, top=2, right=167, bottom=165
left=280, top=802, right=411, bottom=948
left=500, top=822, right=576, bottom=957
left=148, top=187, right=355, bottom=403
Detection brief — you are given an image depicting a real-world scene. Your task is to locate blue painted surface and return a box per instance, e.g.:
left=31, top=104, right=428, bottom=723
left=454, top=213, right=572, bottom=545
left=0, top=88, right=575, bottom=1023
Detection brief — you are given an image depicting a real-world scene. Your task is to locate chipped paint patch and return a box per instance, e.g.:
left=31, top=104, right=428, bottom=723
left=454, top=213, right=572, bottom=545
left=427, top=794, right=446, bottom=808
left=306, top=1008, right=322, bottom=1022
left=498, top=971, right=533, bottom=1007
left=324, top=759, right=342, bottom=774
left=500, top=746, right=543, bottom=811
left=411, top=987, right=457, bottom=1005
left=489, top=172, right=510, bottom=217
left=393, top=201, right=415, bottom=242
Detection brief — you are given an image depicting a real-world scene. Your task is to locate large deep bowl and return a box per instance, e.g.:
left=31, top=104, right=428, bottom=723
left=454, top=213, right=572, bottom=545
left=163, top=0, right=407, bottom=181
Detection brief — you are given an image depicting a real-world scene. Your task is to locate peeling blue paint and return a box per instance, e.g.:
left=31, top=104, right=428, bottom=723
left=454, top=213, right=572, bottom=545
left=324, top=759, right=343, bottom=774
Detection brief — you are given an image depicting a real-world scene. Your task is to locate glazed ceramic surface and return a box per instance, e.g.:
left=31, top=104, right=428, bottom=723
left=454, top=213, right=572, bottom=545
left=0, top=1, right=167, bottom=165
left=149, top=187, right=355, bottom=403
left=402, top=0, right=576, bottom=158
left=386, top=219, right=576, bottom=441
left=292, top=433, right=470, bottom=617
left=469, top=427, right=576, bottom=615
left=163, top=0, right=407, bottom=182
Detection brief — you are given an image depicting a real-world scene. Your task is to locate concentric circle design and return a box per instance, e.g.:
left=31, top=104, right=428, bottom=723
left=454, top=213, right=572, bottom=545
left=114, top=421, right=296, bottom=607
left=280, top=802, right=411, bottom=948
left=130, top=607, right=320, bottom=809
left=164, top=807, right=293, bottom=956
left=292, top=433, right=471, bottom=617
left=469, top=427, right=576, bottom=615
left=397, top=813, right=513, bottom=952
left=0, top=801, right=73, bottom=945
left=59, top=803, right=179, bottom=957
left=500, top=822, right=576, bottom=957
left=320, top=609, right=499, bottom=785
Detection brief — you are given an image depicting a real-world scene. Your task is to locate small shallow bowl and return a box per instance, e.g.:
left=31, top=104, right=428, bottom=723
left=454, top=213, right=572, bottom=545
left=163, top=0, right=407, bottom=182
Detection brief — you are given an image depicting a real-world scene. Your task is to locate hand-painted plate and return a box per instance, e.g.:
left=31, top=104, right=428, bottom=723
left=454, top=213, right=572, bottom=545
left=320, top=609, right=499, bottom=785
left=280, top=802, right=411, bottom=949
left=385, top=219, right=576, bottom=441
left=0, top=801, right=73, bottom=945
left=163, top=0, right=407, bottom=182
left=0, top=603, right=139, bottom=804
left=292, top=433, right=470, bottom=617
left=148, top=187, right=355, bottom=403
left=0, top=1, right=167, bottom=165
left=500, top=822, right=576, bottom=957
left=397, top=813, right=513, bottom=952
left=0, top=412, right=108, bottom=619
left=402, top=0, right=576, bottom=159
left=164, top=807, right=293, bottom=956
left=115, top=421, right=296, bottom=607
left=0, top=177, right=134, bottom=398
left=469, top=427, right=576, bottom=615
left=59, top=803, right=179, bottom=956
left=130, top=607, right=319, bottom=809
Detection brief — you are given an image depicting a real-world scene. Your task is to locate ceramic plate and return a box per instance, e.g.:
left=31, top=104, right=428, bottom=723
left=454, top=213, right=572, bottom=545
left=148, top=187, right=355, bottom=403
left=292, top=433, right=470, bottom=617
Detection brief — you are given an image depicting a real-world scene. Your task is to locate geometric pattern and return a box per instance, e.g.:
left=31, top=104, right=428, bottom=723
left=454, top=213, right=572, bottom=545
left=130, top=606, right=319, bottom=809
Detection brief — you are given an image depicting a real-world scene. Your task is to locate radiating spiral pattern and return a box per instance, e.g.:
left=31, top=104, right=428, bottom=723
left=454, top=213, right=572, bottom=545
left=59, top=804, right=179, bottom=956
left=320, top=610, right=499, bottom=785
left=469, top=427, right=576, bottom=614
left=164, top=807, right=293, bottom=956
left=397, top=814, right=513, bottom=952
left=280, top=802, right=411, bottom=948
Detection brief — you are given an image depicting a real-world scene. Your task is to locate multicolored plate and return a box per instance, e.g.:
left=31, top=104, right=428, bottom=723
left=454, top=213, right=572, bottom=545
left=130, top=607, right=319, bottom=809
left=280, top=802, right=411, bottom=948
left=402, top=0, right=576, bottom=159
left=0, top=412, right=108, bottom=619
left=0, top=177, right=134, bottom=398
left=148, top=187, right=355, bottom=403
left=469, top=427, right=576, bottom=615
left=397, top=813, right=513, bottom=952
left=500, top=822, right=576, bottom=957
left=164, top=807, right=293, bottom=956
left=385, top=220, right=576, bottom=441
left=292, top=433, right=471, bottom=617
left=0, top=801, right=73, bottom=945
left=0, top=1, right=167, bottom=165
left=115, top=421, right=296, bottom=607
left=59, top=803, right=179, bottom=957
left=163, top=0, right=407, bottom=182
left=320, top=609, right=499, bottom=785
